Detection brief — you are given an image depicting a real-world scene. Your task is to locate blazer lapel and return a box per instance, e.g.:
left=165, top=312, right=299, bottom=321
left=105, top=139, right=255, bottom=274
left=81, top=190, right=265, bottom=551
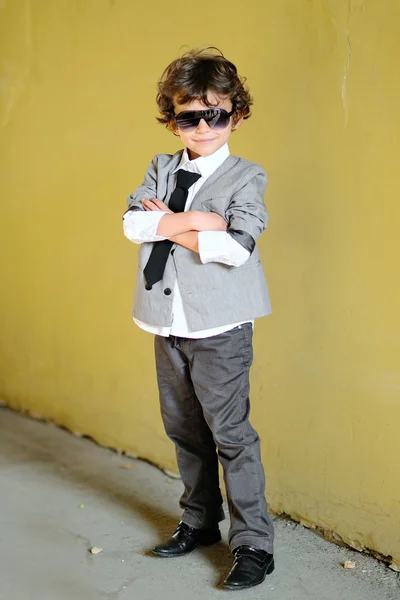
left=162, top=151, right=183, bottom=204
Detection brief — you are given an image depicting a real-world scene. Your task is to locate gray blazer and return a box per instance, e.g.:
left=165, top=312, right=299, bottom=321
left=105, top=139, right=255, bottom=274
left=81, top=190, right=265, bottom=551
left=125, top=151, right=272, bottom=330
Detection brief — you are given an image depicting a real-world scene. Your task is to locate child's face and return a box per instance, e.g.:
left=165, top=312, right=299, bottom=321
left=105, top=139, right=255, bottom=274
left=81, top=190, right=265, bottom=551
left=171, top=91, right=241, bottom=160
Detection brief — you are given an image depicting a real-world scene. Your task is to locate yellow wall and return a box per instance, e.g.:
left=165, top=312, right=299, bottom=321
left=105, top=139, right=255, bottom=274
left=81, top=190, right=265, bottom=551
left=1, top=0, right=400, bottom=566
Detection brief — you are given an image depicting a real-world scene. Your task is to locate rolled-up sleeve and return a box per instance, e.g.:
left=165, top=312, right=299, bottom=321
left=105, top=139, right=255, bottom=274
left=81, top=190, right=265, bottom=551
left=123, top=211, right=167, bottom=244
left=225, top=168, right=268, bottom=253
left=198, top=167, right=268, bottom=265
left=198, top=231, right=250, bottom=266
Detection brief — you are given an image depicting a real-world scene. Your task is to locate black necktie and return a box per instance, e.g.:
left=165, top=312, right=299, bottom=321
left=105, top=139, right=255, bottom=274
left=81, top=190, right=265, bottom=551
left=143, top=169, right=202, bottom=289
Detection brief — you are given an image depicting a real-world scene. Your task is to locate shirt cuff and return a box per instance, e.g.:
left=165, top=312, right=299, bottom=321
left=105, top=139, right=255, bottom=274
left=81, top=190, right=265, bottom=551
left=198, top=231, right=250, bottom=267
left=123, top=211, right=168, bottom=244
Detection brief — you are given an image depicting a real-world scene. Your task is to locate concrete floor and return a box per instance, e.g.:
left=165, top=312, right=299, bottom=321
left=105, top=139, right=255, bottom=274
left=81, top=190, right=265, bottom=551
left=0, top=407, right=399, bottom=600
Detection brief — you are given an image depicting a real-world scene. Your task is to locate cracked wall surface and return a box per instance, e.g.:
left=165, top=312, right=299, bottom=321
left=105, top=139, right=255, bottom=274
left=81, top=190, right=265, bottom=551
left=1, top=0, right=400, bottom=566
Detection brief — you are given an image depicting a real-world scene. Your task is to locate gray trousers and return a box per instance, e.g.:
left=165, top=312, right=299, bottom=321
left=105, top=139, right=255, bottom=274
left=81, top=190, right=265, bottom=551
left=154, top=323, right=274, bottom=553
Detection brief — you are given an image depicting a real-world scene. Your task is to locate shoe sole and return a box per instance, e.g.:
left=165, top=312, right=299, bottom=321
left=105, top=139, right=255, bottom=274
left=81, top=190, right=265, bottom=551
left=223, top=559, right=275, bottom=590
left=152, top=533, right=222, bottom=558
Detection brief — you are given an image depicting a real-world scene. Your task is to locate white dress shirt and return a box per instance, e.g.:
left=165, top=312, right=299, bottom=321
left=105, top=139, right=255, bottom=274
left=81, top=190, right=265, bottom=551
left=123, top=144, right=253, bottom=338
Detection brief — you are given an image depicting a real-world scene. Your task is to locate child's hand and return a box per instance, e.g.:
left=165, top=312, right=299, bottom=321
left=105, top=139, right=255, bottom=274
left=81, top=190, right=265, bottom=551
left=142, top=198, right=172, bottom=213
left=191, top=211, right=228, bottom=232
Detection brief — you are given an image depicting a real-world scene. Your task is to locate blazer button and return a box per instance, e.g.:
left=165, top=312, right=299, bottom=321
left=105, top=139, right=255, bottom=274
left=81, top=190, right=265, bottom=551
left=164, top=288, right=172, bottom=296
left=145, top=283, right=152, bottom=291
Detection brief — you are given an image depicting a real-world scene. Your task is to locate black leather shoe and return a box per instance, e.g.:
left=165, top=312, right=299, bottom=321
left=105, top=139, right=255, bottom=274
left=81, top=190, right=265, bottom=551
left=152, top=521, right=221, bottom=557
left=223, top=545, right=275, bottom=590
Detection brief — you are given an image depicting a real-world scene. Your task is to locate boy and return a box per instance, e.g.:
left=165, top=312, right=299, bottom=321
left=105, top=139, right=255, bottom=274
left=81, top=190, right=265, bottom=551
left=123, top=47, right=275, bottom=590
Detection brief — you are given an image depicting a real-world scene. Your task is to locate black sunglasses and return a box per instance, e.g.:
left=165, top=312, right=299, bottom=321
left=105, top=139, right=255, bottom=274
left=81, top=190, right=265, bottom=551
left=173, top=108, right=234, bottom=132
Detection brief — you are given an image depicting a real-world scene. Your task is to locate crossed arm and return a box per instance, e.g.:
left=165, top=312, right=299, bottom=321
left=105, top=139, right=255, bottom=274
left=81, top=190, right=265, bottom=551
left=123, top=155, right=267, bottom=266
left=141, top=197, right=228, bottom=253
left=124, top=165, right=267, bottom=266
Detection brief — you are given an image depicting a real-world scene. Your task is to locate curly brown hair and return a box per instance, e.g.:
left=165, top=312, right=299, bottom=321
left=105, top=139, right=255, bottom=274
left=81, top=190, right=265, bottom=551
left=156, top=47, right=253, bottom=128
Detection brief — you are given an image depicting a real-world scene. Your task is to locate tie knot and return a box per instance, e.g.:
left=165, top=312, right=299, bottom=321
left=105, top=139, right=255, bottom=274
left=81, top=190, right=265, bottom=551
left=176, top=169, right=202, bottom=190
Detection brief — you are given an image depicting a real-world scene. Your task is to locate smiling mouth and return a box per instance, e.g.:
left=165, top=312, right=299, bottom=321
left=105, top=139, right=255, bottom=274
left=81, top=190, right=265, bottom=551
left=195, top=139, right=216, bottom=143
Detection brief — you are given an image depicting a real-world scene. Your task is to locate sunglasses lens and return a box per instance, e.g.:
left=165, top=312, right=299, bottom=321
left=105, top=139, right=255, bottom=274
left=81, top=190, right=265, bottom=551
left=208, top=110, right=229, bottom=130
left=175, top=109, right=231, bottom=132
left=175, top=114, right=200, bottom=132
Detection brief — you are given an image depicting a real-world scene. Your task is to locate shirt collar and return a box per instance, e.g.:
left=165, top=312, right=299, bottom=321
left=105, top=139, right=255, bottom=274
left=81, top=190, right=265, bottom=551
left=173, top=143, right=230, bottom=179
